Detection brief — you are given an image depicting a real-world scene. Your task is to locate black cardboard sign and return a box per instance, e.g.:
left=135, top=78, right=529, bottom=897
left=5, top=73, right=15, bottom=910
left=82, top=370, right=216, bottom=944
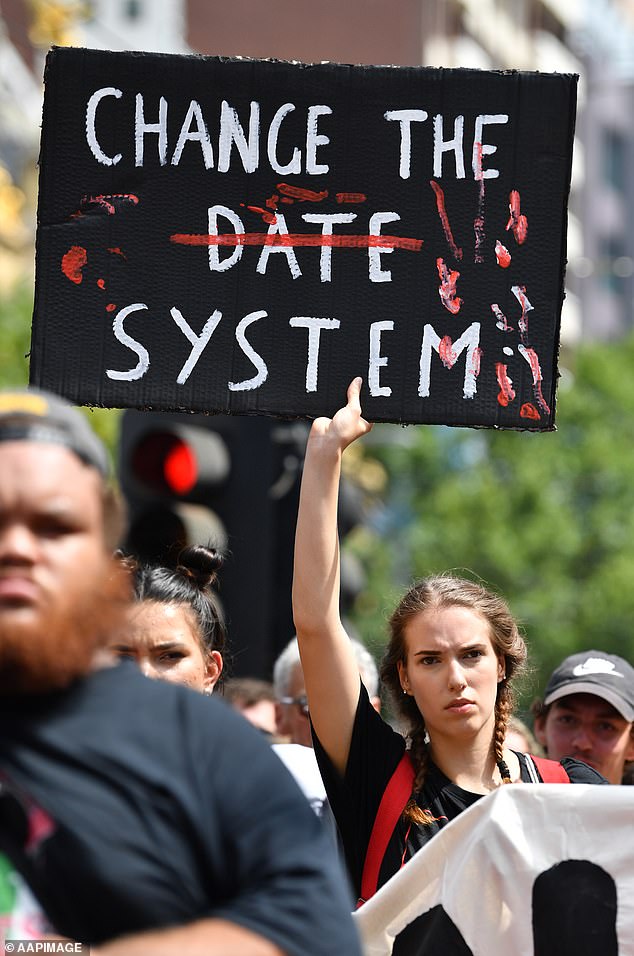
left=30, top=47, right=577, bottom=428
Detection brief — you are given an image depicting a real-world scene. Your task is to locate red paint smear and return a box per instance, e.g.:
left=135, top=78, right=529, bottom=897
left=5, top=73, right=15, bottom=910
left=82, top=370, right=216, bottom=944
left=473, top=144, right=486, bottom=263
left=436, top=257, right=462, bottom=314
left=77, top=193, right=139, bottom=216
left=470, top=347, right=482, bottom=379
left=520, top=403, right=540, bottom=421
left=506, top=190, right=528, bottom=244
left=106, top=303, right=117, bottom=312
left=97, top=278, right=106, bottom=289
left=170, top=232, right=423, bottom=251
left=473, top=141, right=484, bottom=181
left=336, top=192, right=367, bottom=204
left=266, top=194, right=279, bottom=210
left=491, top=303, right=513, bottom=332
left=107, top=247, right=127, bottom=259
left=277, top=183, right=328, bottom=202
left=473, top=214, right=485, bottom=263
left=61, top=245, right=87, bottom=284
left=495, top=240, right=511, bottom=268
left=439, top=335, right=457, bottom=368
left=281, top=197, right=294, bottom=204
left=514, top=285, right=531, bottom=338
left=246, top=205, right=277, bottom=225
left=495, top=362, right=516, bottom=406
left=521, top=346, right=551, bottom=415
left=430, top=180, right=463, bottom=260
left=474, top=202, right=485, bottom=262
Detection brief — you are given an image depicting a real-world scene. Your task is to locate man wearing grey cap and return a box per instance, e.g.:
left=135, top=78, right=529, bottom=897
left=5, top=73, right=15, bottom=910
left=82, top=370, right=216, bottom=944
left=0, top=387, right=362, bottom=955
left=532, top=650, right=634, bottom=784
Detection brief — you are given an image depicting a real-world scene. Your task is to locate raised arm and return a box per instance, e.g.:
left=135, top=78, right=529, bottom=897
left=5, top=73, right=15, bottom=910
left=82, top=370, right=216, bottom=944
left=292, top=378, right=373, bottom=774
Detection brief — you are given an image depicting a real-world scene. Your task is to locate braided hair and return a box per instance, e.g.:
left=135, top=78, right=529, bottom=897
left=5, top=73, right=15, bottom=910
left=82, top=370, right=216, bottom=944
left=380, top=574, right=526, bottom=824
left=129, top=545, right=227, bottom=676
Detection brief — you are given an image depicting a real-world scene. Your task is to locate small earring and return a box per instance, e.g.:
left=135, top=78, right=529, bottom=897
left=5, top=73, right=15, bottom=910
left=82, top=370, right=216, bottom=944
left=402, top=687, right=408, bottom=695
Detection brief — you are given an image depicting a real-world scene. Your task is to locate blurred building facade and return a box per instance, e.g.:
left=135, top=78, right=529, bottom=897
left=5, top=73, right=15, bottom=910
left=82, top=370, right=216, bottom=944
left=73, top=0, right=188, bottom=54
left=183, top=0, right=634, bottom=342
left=1, top=0, right=633, bottom=337
left=0, top=0, right=42, bottom=289
left=569, top=1, right=634, bottom=339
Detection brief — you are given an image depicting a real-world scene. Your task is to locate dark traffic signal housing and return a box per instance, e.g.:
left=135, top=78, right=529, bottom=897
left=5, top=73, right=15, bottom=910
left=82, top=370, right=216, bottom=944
left=117, top=410, right=309, bottom=678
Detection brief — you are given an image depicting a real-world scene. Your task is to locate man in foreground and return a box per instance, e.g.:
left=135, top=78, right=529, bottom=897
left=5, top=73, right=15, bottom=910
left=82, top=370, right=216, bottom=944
left=532, top=649, right=634, bottom=784
left=0, top=387, right=361, bottom=955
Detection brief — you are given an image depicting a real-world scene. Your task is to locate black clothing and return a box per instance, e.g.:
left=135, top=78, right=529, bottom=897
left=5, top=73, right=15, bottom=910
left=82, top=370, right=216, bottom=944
left=0, top=661, right=362, bottom=955
left=313, top=684, right=608, bottom=897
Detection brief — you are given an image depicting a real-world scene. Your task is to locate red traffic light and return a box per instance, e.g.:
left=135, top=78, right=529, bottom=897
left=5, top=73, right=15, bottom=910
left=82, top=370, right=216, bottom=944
left=123, top=419, right=231, bottom=502
left=132, top=432, right=198, bottom=495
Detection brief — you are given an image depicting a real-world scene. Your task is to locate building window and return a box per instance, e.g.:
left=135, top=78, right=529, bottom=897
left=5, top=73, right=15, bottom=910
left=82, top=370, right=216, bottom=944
left=531, top=2, right=566, bottom=42
left=125, top=0, right=142, bottom=19
left=599, top=235, right=632, bottom=328
left=602, top=128, right=627, bottom=194
left=599, top=236, right=624, bottom=292
left=507, top=0, right=529, bottom=30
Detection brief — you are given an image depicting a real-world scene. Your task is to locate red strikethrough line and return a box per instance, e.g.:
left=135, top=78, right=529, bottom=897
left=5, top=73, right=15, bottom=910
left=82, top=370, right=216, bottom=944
left=170, top=232, right=423, bottom=251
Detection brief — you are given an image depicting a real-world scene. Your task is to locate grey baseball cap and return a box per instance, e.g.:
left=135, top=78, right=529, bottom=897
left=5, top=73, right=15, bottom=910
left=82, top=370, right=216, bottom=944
left=544, top=650, right=634, bottom=722
left=0, top=387, right=108, bottom=476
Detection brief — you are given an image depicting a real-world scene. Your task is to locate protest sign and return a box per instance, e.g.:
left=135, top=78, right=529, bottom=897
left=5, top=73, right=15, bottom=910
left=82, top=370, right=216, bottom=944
left=354, top=784, right=632, bottom=955
left=30, top=47, right=577, bottom=428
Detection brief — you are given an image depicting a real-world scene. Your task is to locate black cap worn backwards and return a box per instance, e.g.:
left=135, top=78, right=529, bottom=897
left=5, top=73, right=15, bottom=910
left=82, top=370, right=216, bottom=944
left=0, top=388, right=108, bottom=476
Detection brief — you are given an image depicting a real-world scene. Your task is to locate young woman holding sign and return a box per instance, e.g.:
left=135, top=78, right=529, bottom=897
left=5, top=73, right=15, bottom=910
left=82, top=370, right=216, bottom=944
left=292, top=377, right=607, bottom=904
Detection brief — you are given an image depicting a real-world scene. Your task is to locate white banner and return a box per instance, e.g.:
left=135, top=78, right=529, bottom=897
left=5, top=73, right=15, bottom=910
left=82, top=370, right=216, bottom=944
left=354, top=784, right=634, bottom=956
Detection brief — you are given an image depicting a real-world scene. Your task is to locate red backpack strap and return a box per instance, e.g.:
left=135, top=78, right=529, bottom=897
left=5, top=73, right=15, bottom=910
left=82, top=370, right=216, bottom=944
left=529, top=754, right=570, bottom=783
left=358, top=751, right=415, bottom=907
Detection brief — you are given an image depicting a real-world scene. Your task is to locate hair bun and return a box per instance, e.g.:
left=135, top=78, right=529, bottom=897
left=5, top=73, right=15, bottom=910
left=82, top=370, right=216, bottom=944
left=176, top=544, right=224, bottom=590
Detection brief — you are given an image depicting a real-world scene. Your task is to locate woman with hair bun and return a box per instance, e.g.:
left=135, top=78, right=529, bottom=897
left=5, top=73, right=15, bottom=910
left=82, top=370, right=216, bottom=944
left=292, top=379, right=607, bottom=903
left=110, top=544, right=226, bottom=694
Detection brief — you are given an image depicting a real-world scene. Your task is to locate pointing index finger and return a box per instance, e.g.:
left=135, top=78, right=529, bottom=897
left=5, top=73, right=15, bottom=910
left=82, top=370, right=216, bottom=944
left=347, top=376, right=363, bottom=407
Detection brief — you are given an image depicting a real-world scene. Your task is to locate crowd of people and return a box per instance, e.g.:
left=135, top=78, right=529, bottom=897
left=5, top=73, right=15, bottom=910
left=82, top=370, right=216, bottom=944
left=0, top=380, right=631, bottom=952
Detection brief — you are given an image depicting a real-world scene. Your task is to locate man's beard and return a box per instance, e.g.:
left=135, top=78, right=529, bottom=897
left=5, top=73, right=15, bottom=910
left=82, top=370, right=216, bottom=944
left=0, top=558, right=132, bottom=695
